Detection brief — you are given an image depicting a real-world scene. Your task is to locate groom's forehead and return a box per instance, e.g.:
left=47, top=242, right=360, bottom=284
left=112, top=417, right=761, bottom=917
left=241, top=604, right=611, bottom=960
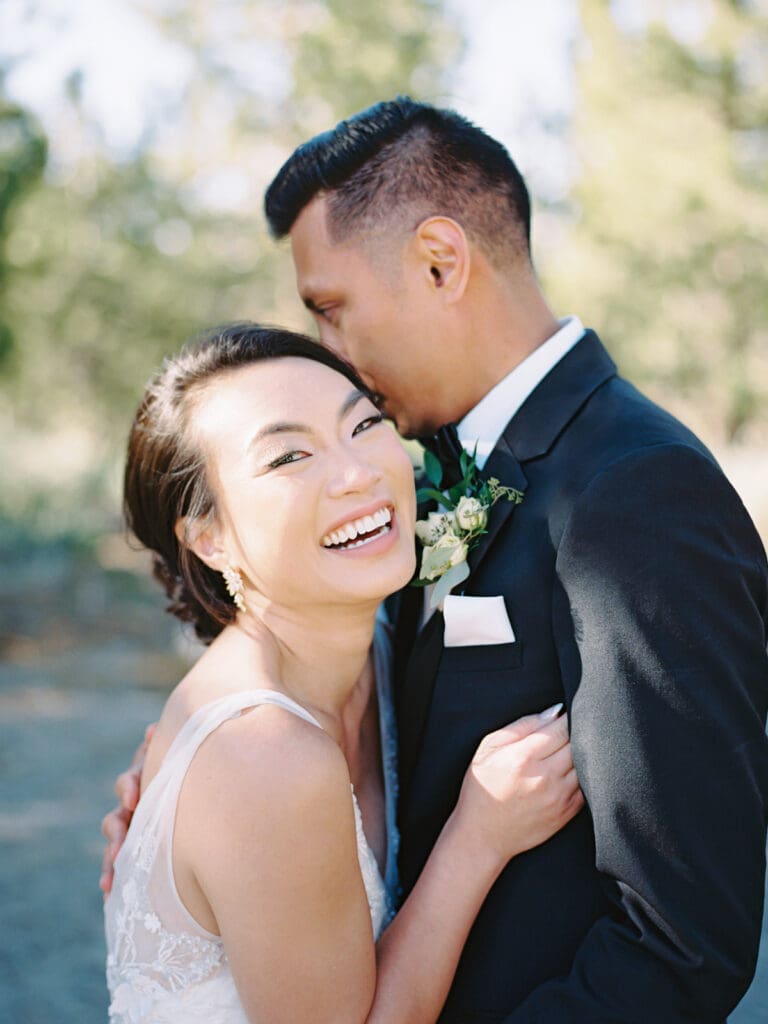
left=290, top=200, right=378, bottom=285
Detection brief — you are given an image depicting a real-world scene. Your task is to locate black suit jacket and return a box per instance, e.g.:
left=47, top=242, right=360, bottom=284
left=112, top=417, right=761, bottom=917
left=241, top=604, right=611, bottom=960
left=395, top=331, right=768, bottom=1023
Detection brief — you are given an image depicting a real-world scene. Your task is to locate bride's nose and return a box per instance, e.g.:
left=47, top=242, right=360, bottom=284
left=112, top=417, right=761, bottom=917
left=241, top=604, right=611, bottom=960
left=326, top=444, right=383, bottom=497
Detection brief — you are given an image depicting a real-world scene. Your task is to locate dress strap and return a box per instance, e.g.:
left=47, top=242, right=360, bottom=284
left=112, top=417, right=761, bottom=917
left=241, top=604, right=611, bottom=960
left=230, top=689, right=325, bottom=731
left=133, top=689, right=324, bottom=833
left=171, top=688, right=324, bottom=761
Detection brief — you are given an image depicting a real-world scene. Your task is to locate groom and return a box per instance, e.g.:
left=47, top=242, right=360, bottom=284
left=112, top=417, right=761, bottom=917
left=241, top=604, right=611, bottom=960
left=104, top=98, right=768, bottom=1021
left=261, top=98, right=768, bottom=1021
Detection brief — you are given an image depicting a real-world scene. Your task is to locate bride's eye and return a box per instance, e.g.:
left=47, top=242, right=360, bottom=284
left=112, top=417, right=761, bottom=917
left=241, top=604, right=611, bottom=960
left=269, top=450, right=310, bottom=468
left=353, top=414, right=384, bottom=436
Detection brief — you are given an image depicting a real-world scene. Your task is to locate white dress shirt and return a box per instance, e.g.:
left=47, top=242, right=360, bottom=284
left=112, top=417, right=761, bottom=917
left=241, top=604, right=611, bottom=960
left=458, top=316, right=585, bottom=468
left=421, top=317, right=585, bottom=623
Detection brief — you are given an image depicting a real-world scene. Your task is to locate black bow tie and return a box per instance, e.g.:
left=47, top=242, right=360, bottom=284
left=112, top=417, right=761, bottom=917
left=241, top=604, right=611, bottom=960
left=419, top=423, right=465, bottom=488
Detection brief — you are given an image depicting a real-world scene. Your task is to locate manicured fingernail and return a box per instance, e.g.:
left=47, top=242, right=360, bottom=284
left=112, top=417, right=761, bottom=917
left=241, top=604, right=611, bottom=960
left=538, top=702, right=564, bottom=722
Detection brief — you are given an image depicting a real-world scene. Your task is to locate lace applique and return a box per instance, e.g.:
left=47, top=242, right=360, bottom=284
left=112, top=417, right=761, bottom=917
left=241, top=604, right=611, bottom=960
left=105, top=670, right=399, bottom=1022
left=107, top=832, right=227, bottom=1023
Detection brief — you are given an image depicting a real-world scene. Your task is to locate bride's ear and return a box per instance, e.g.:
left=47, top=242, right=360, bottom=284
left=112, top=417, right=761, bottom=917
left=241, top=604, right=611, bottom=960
left=174, top=515, right=228, bottom=572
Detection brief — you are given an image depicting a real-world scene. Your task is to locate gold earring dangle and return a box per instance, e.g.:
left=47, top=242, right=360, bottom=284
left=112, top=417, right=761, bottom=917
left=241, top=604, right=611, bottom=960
left=222, top=567, right=246, bottom=613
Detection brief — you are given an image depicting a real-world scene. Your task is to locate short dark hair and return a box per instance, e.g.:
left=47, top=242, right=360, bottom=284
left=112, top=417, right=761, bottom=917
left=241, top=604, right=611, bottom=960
left=124, top=322, right=368, bottom=643
left=264, top=96, right=531, bottom=267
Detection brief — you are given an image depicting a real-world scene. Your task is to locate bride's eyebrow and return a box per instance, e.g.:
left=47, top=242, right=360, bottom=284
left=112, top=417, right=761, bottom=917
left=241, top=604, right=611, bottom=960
left=247, top=389, right=369, bottom=451
left=339, top=388, right=369, bottom=419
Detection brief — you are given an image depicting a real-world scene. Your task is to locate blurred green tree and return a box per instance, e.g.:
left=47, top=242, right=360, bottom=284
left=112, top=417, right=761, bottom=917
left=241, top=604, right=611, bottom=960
left=0, top=92, right=47, bottom=369
left=0, top=0, right=458, bottom=527
left=546, top=0, right=768, bottom=444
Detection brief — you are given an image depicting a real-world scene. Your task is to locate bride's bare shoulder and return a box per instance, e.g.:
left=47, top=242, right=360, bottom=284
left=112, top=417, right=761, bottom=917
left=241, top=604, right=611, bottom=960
left=185, top=698, right=352, bottom=823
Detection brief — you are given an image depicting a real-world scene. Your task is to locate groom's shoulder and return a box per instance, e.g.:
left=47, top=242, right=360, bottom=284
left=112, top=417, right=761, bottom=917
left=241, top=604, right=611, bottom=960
left=556, top=374, right=768, bottom=553
left=546, top=370, right=763, bottom=537
left=592, top=373, right=710, bottom=454
left=564, top=368, right=721, bottom=485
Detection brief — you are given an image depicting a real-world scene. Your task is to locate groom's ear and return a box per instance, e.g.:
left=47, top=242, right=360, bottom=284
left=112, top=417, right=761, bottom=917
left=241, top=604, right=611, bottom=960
left=174, top=515, right=228, bottom=572
left=414, top=217, right=470, bottom=304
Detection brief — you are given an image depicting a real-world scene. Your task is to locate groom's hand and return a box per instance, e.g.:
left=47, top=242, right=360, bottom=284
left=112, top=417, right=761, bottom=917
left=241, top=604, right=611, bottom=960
left=99, top=722, right=156, bottom=896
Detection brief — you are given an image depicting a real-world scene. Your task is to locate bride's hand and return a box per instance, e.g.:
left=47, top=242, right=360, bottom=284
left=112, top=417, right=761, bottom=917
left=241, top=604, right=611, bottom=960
left=453, top=706, right=583, bottom=870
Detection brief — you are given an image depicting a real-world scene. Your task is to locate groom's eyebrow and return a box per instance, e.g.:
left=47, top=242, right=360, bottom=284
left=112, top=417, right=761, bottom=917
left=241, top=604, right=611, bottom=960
left=247, top=389, right=368, bottom=449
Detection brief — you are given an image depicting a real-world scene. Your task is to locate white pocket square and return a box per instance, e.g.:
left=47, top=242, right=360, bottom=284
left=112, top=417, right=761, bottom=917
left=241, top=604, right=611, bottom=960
left=443, top=595, right=516, bottom=647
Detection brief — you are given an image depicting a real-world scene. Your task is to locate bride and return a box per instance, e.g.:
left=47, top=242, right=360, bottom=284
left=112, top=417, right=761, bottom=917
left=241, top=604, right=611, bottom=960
left=103, top=322, right=582, bottom=1023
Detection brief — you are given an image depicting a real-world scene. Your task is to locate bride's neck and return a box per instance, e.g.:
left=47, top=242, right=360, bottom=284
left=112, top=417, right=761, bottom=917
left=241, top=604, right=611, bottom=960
left=230, top=597, right=379, bottom=733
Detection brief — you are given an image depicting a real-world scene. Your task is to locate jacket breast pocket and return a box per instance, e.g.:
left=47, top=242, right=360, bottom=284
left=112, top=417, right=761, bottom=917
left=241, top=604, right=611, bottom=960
left=435, top=641, right=562, bottom=722
left=434, top=643, right=527, bottom=720
left=439, top=641, right=524, bottom=675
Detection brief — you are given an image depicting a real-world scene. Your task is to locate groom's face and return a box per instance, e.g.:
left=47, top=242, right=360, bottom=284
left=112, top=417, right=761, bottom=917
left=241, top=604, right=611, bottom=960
left=290, top=196, right=456, bottom=439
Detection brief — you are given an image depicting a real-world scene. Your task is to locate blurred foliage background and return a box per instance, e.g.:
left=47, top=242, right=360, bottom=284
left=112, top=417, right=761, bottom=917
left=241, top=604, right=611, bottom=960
left=0, top=1, right=767, bottom=1020
left=0, top=0, right=766, bottom=543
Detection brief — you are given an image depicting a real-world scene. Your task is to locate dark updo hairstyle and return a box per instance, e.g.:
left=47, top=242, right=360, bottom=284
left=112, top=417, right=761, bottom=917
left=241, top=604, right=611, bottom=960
left=124, top=322, right=369, bottom=644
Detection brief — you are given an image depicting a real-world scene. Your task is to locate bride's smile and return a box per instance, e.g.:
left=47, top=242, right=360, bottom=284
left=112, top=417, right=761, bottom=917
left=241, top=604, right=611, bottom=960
left=183, top=356, right=417, bottom=614
left=321, top=503, right=393, bottom=549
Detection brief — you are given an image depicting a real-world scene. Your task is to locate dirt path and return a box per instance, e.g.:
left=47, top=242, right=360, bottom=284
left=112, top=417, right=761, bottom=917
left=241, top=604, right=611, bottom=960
left=1, top=541, right=766, bottom=1022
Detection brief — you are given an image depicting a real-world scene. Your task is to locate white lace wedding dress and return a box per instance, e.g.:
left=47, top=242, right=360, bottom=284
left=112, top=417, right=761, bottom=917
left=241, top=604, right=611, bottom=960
left=105, top=623, right=399, bottom=1023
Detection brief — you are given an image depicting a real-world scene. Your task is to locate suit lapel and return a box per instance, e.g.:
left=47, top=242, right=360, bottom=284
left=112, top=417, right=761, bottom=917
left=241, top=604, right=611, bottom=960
left=467, top=437, right=528, bottom=578
left=504, top=330, right=617, bottom=461
left=393, top=583, right=424, bottom=712
left=468, top=330, right=616, bottom=577
left=397, top=331, right=618, bottom=791
left=397, top=606, right=445, bottom=797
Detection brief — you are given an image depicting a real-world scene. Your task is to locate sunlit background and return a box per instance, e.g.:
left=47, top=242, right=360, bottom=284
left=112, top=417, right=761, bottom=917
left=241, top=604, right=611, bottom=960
left=0, top=1, right=766, bottom=1021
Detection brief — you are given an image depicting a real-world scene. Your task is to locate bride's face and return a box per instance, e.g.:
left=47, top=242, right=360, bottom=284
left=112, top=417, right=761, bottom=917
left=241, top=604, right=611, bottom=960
left=187, top=356, right=417, bottom=610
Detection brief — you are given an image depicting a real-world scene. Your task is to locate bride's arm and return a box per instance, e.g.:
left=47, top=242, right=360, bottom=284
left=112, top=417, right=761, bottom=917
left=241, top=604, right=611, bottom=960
left=179, top=705, right=579, bottom=1024
left=177, top=706, right=375, bottom=1024
left=367, top=710, right=580, bottom=1024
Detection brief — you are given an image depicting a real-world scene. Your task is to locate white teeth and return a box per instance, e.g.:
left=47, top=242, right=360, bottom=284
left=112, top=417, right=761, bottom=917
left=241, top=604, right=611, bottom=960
left=347, top=524, right=391, bottom=549
left=321, top=506, right=392, bottom=550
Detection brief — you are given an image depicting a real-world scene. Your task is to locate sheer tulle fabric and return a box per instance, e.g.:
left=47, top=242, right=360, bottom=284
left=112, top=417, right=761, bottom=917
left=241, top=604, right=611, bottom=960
left=105, top=624, right=399, bottom=1024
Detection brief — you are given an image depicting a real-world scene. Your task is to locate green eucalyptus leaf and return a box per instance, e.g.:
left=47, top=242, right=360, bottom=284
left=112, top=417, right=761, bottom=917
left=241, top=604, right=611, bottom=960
left=423, top=449, right=443, bottom=489
left=416, top=487, right=448, bottom=505
left=429, top=559, right=471, bottom=609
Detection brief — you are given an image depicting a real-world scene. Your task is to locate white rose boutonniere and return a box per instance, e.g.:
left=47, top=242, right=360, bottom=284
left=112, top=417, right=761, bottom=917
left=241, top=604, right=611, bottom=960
left=412, top=446, right=523, bottom=609
left=454, top=495, right=488, bottom=532
left=414, top=511, right=454, bottom=546
left=419, top=531, right=469, bottom=582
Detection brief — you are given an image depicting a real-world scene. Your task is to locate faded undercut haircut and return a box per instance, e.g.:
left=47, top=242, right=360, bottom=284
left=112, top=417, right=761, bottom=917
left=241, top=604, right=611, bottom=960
left=264, top=96, right=532, bottom=269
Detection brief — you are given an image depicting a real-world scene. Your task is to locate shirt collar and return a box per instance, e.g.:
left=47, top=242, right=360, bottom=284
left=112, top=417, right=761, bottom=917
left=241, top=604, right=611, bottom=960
left=457, top=316, right=585, bottom=469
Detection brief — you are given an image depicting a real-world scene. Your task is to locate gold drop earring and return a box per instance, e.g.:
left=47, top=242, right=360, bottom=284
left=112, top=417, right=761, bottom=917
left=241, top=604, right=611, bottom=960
left=222, top=566, right=246, bottom=613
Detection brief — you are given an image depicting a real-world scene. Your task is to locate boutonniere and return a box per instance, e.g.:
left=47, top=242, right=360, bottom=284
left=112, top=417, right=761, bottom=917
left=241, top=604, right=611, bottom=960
left=411, top=446, right=524, bottom=609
